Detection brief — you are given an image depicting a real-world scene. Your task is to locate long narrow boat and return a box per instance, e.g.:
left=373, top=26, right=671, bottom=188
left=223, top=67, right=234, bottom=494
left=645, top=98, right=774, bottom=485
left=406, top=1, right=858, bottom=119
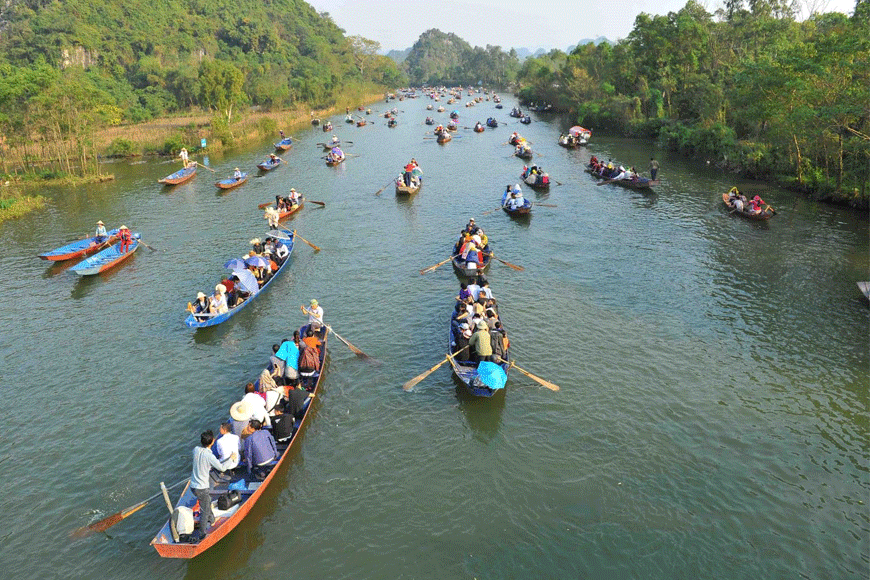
left=257, top=158, right=283, bottom=172
left=325, top=156, right=345, bottom=167
left=448, top=315, right=509, bottom=398
left=585, top=168, right=659, bottom=190
left=38, top=229, right=120, bottom=261
left=151, top=325, right=328, bottom=558
left=274, top=138, right=293, bottom=151
left=158, top=165, right=196, bottom=185
left=721, top=193, right=774, bottom=221
left=216, top=173, right=248, bottom=190
left=184, top=228, right=295, bottom=328
left=858, top=281, right=870, bottom=302
left=395, top=179, right=421, bottom=196
left=68, top=236, right=140, bottom=276
left=501, top=191, right=532, bottom=216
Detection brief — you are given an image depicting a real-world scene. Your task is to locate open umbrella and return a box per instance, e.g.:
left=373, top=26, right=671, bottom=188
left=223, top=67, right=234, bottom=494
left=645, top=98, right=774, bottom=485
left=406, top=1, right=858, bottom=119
left=245, top=255, right=269, bottom=268
left=232, top=269, right=260, bottom=295
left=569, top=125, right=591, bottom=137
left=224, top=258, right=246, bottom=270
left=476, top=361, right=507, bottom=390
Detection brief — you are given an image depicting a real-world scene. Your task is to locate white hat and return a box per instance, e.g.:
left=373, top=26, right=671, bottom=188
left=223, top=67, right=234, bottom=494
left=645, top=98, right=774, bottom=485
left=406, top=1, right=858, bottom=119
left=96, top=220, right=104, bottom=225
left=196, top=292, right=206, bottom=299
left=310, top=299, right=319, bottom=306
left=250, top=238, right=261, bottom=245
left=230, top=401, right=249, bottom=421
left=215, top=284, right=226, bottom=294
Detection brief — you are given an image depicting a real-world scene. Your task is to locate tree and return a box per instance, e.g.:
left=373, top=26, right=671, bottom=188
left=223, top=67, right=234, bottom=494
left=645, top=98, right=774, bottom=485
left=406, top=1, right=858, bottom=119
left=198, top=60, right=244, bottom=125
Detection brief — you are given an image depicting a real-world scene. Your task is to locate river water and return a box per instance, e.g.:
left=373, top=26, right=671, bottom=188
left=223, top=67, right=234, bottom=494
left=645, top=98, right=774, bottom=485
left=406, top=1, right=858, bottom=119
left=1, top=94, right=867, bottom=579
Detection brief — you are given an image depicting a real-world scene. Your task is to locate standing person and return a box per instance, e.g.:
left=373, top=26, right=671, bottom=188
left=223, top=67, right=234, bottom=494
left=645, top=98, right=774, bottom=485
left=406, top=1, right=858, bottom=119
left=403, top=162, right=415, bottom=186
left=94, top=220, right=108, bottom=244
left=190, top=430, right=237, bottom=541
left=179, top=147, right=189, bottom=168
left=264, top=206, right=280, bottom=229
left=117, top=225, right=132, bottom=253
left=301, top=299, right=324, bottom=326
left=213, top=422, right=240, bottom=470
left=649, top=157, right=659, bottom=180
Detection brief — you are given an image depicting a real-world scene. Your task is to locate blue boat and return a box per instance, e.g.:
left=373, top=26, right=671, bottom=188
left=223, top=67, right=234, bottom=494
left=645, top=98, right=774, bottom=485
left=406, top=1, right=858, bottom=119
left=69, top=235, right=141, bottom=276
left=38, top=229, right=120, bottom=261
left=216, top=173, right=248, bottom=190
left=184, top=228, right=295, bottom=328
left=159, top=165, right=196, bottom=185
left=274, top=137, right=293, bottom=151
left=257, top=157, right=283, bottom=171
left=501, top=190, right=532, bottom=216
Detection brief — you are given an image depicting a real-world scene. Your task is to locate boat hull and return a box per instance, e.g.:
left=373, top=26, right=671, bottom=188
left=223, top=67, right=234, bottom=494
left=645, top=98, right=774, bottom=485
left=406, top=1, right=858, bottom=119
left=448, top=328, right=509, bottom=397
left=721, top=193, right=774, bottom=220
left=257, top=160, right=282, bottom=171
left=69, top=239, right=139, bottom=275
left=151, top=325, right=327, bottom=558
left=216, top=174, right=248, bottom=189
left=39, top=230, right=120, bottom=261
left=184, top=228, right=295, bottom=328
left=395, top=182, right=421, bottom=196
left=585, top=168, right=659, bottom=190
left=274, top=138, right=293, bottom=151
left=159, top=166, right=196, bottom=185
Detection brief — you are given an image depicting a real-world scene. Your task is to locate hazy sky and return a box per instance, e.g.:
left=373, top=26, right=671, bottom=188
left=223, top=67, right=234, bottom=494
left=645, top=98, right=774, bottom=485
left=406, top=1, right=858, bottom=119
left=306, top=0, right=856, bottom=51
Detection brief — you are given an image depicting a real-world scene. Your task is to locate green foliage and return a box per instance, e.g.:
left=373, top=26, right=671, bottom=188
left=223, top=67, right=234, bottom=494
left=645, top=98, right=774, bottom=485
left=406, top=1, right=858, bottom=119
left=513, top=1, right=868, bottom=207
left=258, top=117, right=278, bottom=136
left=159, top=134, right=186, bottom=156
left=403, top=29, right=519, bottom=85
left=105, top=138, right=136, bottom=157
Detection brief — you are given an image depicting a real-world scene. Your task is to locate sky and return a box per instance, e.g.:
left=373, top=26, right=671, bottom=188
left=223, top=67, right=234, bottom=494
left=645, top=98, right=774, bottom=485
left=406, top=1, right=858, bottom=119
left=306, top=0, right=857, bottom=52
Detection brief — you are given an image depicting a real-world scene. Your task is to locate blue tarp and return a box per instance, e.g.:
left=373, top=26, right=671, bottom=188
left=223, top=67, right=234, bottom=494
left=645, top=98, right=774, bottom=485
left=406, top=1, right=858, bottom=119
left=477, top=361, right=507, bottom=390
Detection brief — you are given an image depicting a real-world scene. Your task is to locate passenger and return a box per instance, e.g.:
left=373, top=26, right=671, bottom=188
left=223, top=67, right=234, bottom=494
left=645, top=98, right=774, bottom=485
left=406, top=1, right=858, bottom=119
left=213, top=422, right=240, bottom=470
left=118, top=225, right=133, bottom=253
left=264, top=207, right=280, bottom=229
left=457, top=282, right=471, bottom=302
left=463, top=241, right=480, bottom=270
left=274, top=239, right=289, bottom=263
left=288, top=188, right=300, bottom=206
left=242, top=382, right=270, bottom=427
left=188, top=292, right=209, bottom=321
left=283, top=385, right=315, bottom=421
left=269, top=343, right=286, bottom=381
left=189, top=430, right=237, bottom=542
left=243, top=419, right=278, bottom=478
left=269, top=154, right=279, bottom=165
left=454, top=322, right=471, bottom=357
left=229, top=401, right=250, bottom=437
left=94, top=220, right=108, bottom=244
left=210, top=284, right=229, bottom=315
left=467, top=278, right=481, bottom=300
left=249, top=237, right=264, bottom=255
left=259, top=368, right=284, bottom=414
left=275, top=334, right=300, bottom=387
left=468, top=320, right=494, bottom=363
left=233, top=167, right=242, bottom=180
left=301, top=299, right=324, bottom=326
left=303, top=327, right=323, bottom=355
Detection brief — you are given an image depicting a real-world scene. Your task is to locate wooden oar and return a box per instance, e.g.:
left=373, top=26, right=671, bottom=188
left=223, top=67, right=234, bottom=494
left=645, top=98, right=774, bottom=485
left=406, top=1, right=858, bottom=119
left=481, top=206, right=503, bottom=216
left=196, top=162, right=215, bottom=173
left=421, top=253, right=460, bottom=275
left=138, top=238, right=157, bottom=252
left=73, top=477, right=188, bottom=536
left=374, top=177, right=395, bottom=196
left=765, top=204, right=777, bottom=215
left=295, top=231, right=320, bottom=252
left=483, top=252, right=524, bottom=271
left=303, top=198, right=326, bottom=207
left=258, top=201, right=274, bottom=209
left=326, top=324, right=371, bottom=359
left=497, top=358, right=560, bottom=391
left=403, top=347, right=468, bottom=391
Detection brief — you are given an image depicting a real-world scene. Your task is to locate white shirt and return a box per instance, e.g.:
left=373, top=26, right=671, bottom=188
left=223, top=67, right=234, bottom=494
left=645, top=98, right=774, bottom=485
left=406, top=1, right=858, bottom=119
left=242, top=392, right=269, bottom=424
left=215, top=433, right=241, bottom=468
left=306, top=306, right=324, bottom=325
left=275, top=244, right=289, bottom=259
left=467, top=283, right=481, bottom=300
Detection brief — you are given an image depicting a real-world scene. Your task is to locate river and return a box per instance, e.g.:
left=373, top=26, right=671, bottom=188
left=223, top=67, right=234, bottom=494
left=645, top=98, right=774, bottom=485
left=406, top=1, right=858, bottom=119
left=1, top=93, right=867, bottom=579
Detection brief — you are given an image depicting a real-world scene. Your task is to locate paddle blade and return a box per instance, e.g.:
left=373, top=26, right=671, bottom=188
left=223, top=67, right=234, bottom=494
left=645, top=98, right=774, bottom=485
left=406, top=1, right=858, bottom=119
left=306, top=200, right=326, bottom=207
left=403, top=357, right=449, bottom=391
left=512, top=363, right=560, bottom=391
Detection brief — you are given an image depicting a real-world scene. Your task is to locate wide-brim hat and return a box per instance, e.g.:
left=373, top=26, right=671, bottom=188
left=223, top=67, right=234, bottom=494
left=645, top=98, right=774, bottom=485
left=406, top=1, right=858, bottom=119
left=96, top=220, right=104, bottom=225
left=196, top=292, right=206, bottom=299
left=476, top=320, right=488, bottom=330
left=230, top=401, right=249, bottom=421
left=215, top=283, right=226, bottom=294
left=310, top=299, right=318, bottom=306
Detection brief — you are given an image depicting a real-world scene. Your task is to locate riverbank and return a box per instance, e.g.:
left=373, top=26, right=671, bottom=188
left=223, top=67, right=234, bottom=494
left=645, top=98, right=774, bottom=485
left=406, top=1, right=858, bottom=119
left=99, top=91, right=385, bottom=158
left=0, top=189, right=47, bottom=223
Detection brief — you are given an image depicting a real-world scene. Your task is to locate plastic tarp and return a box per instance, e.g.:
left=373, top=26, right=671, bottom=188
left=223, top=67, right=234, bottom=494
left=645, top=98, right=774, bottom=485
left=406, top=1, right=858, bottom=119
left=476, top=361, right=507, bottom=390
left=232, top=269, right=260, bottom=295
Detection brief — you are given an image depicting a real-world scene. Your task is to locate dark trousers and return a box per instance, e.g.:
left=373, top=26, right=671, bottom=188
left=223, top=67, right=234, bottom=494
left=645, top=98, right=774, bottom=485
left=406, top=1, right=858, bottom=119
left=651, top=168, right=658, bottom=180
left=193, top=487, right=213, bottom=534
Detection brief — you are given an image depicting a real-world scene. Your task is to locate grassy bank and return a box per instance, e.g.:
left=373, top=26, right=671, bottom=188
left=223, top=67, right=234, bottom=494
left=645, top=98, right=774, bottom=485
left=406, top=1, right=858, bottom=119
left=0, top=190, right=48, bottom=223
left=101, top=92, right=386, bottom=159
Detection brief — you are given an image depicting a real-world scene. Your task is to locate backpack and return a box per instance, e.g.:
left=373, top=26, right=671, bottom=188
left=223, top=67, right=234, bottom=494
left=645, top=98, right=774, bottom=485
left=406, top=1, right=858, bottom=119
left=298, top=346, right=320, bottom=372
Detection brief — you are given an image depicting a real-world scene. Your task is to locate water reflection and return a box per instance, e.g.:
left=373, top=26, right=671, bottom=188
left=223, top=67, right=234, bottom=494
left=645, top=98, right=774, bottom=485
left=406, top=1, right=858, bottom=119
left=455, top=382, right=505, bottom=442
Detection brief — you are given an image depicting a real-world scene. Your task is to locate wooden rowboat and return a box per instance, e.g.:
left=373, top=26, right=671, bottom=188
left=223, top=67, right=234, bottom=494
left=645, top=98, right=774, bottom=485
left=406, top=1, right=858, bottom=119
left=216, top=173, right=248, bottom=190
left=68, top=237, right=140, bottom=276
left=184, top=228, right=295, bottom=328
left=276, top=201, right=304, bottom=221
left=451, top=240, right=491, bottom=277
left=151, top=324, right=327, bottom=558
left=274, top=138, right=293, bottom=151
left=501, top=191, right=532, bottom=216
left=436, top=132, right=452, bottom=144
left=39, top=229, right=120, bottom=261
left=395, top=180, right=421, bottom=196
left=326, top=156, right=345, bottom=167
left=448, top=314, right=509, bottom=398
left=585, top=168, right=659, bottom=190
left=515, top=148, right=533, bottom=160
left=721, top=193, right=774, bottom=220
left=257, top=159, right=282, bottom=172
left=158, top=165, right=196, bottom=185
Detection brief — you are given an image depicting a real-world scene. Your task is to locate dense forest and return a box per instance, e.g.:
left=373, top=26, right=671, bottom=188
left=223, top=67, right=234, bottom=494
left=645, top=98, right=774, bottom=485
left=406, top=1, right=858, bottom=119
left=515, top=0, right=869, bottom=206
left=0, top=0, right=404, bottom=175
left=402, top=29, right=520, bottom=87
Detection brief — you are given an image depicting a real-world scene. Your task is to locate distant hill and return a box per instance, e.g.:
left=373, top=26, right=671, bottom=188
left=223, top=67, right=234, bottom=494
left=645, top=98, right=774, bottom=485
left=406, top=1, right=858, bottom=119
left=385, top=48, right=411, bottom=63
left=403, top=29, right=474, bottom=85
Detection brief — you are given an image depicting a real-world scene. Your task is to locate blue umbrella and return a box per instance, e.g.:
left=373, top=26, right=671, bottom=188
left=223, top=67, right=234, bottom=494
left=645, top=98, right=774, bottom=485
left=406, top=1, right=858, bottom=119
left=476, top=361, right=507, bottom=390
left=224, top=258, right=246, bottom=270
left=232, top=270, right=260, bottom=295
left=245, top=255, right=269, bottom=268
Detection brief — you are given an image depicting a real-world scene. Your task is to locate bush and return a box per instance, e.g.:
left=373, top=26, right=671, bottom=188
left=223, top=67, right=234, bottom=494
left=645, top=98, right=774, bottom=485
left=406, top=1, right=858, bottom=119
left=105, top=138, right=136, bottom=157
left=258, top=117, right=277, bottom=136
left=159, top=134, right=185, bottom=156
